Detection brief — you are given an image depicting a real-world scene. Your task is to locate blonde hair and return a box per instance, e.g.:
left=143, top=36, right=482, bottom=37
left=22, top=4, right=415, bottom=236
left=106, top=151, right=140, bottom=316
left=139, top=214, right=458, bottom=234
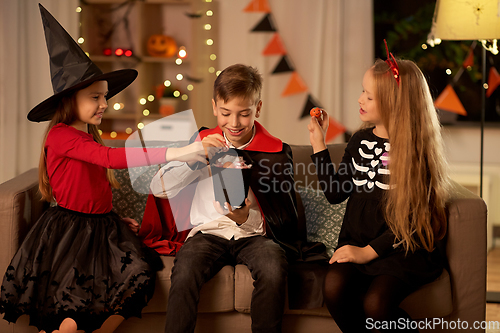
left=39, top=93, right=119, bottom=202
left=370, top=58, right=450, bottom=253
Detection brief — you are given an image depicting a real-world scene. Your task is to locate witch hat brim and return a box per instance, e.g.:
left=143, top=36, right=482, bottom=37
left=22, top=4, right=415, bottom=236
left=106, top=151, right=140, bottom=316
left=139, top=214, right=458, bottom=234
left=28, top=4, right=138, bottom=122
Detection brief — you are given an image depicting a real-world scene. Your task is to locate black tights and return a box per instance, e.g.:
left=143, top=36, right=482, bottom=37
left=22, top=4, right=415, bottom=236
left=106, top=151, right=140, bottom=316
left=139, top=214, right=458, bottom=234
left=323, top=263, right=419, bottom=333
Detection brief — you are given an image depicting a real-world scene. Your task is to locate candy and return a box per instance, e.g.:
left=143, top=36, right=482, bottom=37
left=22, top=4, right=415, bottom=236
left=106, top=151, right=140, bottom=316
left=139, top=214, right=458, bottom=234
left=310, top=107, right=322, bottom=118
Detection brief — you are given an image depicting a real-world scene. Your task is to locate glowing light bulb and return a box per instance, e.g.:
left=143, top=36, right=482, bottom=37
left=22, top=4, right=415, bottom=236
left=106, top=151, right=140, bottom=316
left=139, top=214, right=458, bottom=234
left=210, top=54, right=217, bottom=61
left=76, top=7, right=82, bottom=13
left=484, top=83, right=489, bottom=89
left=208, top=67, right=215, bottom=73
left=78, top=37, right=84, bottom=44
left=421, top=44, right=428, bottom=50
left=206, top=39, right=214, bottom=46
left=137, top=123, right=145, bottom=130
left=206, top=10, right=213, bottom=16
left=175, top=58, right=183, bottom=65
left=98, top=129, right=103, bottom=135
left=143, top=109, right=150, bottom=116
left=204, top=24, right=212, bottom=30
left=216, top=70, right=222, bottom=76
left=187, top=84, right=194, bottom=91
left=125, top=128, right=133, bottom=134
left=178, top=47, right=187, bottom=58
left=446, top=69, right=452, bottom=75
left=176, top=74, right=184, bottom=81
left=139, top=98, right=147, bottom=105
left=173, top=90, right=181, bottom=98
left=147, top=95, right=155, bottom=102
left=182, top=94, right=188, bottom=101
left=113, top=103, right=121, bottom=110
left=110, top=131, right=117, bottom=139
left=164, top=80, right=171, bottom=87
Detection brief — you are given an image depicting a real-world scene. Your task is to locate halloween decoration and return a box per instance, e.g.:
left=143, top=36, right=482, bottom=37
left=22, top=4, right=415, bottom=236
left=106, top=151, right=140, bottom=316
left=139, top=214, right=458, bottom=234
left=147, top=34, right=177, bottom=58
left=310, top=107, right=322, bottom=118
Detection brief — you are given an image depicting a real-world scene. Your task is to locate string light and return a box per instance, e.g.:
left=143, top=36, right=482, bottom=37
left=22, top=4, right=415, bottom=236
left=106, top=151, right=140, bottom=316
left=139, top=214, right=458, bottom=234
left=143, top=109, right=150, bottom=116
left=421, top=44, right=428, bottom=50
left=210, top=54, right=217, bottom=61
left=173, top=90, right=181, bottom=97
left=206, top=10, right=213, bottom=16
left=175, top=58, right=183, bottom=65
left=446, top=69, right=452, bottom=75
left=164, top=80, right=171, bottom=87
left=125, top=128, right=133, bottom=134
left=78, top=37, right=84, bottom=44
left=113, top=103, right=121, bottom=110
left=182, top=94, right=189, bottom=101
left=204, top=24, right=212, bottom=30
left=147, top=94, right=155, bottom=102
left=208, top=67, right=215, bottom=73
left=206, top=39, right=214, bottom=46
left=139, top=98, right=147, bottom=105
left=137, top=122, right=145, bottom=129
left=176, top=74, right=184, bottom=80
left=76, top=7, right=82, bottom=13
left=187, top=84, right=194, bottom=91
left=110, top=131, right=117, bottom=138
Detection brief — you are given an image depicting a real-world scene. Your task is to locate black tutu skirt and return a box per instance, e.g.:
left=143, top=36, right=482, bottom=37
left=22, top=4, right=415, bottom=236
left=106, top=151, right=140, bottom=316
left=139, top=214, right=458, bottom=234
left=0, top=206, right=161, bottom=333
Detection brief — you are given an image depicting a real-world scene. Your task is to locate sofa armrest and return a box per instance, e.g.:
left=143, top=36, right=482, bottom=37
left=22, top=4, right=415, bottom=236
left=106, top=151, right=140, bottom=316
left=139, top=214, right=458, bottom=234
left=0, top=168, right=47, bottom=277
left=444, top=180, right=487, bottom=326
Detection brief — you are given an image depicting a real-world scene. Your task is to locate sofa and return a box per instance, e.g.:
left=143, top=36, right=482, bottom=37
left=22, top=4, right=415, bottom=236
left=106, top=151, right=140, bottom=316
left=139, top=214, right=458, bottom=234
left=0, top=142, right=487, bottom=333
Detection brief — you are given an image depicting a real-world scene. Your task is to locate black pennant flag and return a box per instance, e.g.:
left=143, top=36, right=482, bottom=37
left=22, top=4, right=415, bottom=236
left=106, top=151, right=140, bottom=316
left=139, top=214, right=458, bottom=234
left=272, top=56, right=294, bottom=73
left=300, top=94, right=322, bottom=119
left=251, top=14, right=276, bottom=32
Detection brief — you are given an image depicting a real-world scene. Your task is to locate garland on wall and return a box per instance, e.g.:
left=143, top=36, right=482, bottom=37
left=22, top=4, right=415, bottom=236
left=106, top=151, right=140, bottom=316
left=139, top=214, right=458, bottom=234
left=434, top=41, right=500, bottom=117
left=243, top=0, right=346, bottom=142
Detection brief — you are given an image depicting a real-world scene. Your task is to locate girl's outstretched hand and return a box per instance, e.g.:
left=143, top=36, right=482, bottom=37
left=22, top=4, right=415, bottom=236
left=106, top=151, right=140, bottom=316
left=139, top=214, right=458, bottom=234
left=122, top=217, right=140, bottom=234
left=329, top=244, right=379, bottom=264
left=308, top=109, right=329, bottom=154
left=166, top=141, right=207, bottom=164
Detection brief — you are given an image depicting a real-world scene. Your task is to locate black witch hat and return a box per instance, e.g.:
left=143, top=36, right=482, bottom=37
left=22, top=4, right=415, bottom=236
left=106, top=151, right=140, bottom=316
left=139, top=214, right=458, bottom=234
left=28, top=4, right=138, bottom=122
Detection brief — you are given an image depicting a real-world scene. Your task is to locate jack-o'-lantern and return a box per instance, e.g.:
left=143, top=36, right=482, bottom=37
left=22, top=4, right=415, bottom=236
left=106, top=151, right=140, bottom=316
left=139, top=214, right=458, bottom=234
left=147, top=35, right=177, bottom=58
left=310, top=107, right=322, bottom=118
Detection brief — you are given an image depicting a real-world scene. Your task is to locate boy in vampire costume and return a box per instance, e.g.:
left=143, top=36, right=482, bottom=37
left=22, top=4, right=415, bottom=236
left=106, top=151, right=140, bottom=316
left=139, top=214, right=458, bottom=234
left=139, top=64, right=310, bottom=333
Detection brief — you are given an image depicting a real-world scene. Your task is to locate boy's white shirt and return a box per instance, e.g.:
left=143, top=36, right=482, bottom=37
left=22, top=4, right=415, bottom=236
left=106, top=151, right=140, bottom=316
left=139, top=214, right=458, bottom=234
left=150, top=127, right=264, bottom=240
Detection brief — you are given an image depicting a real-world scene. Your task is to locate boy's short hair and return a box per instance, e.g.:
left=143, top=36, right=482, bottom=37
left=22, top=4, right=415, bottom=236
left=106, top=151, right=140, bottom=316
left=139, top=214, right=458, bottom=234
left=213, top=64, right=262, bottom=106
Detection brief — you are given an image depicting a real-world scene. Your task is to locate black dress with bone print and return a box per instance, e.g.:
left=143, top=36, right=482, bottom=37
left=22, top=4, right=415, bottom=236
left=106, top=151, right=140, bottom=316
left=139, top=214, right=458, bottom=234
left=312, top=127, right=444, bottom=288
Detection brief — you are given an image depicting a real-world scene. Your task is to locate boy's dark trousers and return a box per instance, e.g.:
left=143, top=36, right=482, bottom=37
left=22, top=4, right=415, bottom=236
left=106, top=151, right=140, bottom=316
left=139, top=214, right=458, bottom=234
left=164, top=232, right=288, bottom=333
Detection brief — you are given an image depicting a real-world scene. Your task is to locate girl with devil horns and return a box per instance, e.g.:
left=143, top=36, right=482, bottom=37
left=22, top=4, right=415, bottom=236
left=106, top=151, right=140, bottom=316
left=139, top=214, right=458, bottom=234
left=308, top=41, right=451, bottom=332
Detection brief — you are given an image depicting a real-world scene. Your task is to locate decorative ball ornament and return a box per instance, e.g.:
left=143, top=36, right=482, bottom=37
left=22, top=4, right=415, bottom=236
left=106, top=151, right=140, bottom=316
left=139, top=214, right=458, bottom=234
left=147, top=35, right=177, bottom=58
left=310, top=107, right=322, bottom=118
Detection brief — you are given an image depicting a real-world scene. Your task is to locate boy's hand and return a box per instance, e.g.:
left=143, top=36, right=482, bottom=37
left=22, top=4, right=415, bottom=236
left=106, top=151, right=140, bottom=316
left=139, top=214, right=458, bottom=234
left=307, top=109, right=329, bottom=154
left=213, top=198, right=251, bottom=225
left=122, top=217, right=140, bottom=234
left=329, top=245, right=378, bottom=264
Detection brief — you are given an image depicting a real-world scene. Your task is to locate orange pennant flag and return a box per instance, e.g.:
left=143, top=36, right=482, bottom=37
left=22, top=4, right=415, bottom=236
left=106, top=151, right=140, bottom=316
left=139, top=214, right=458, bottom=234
left=462, top=48, right=474, bottom=68
left=326, top=118, right=346, bottom=143
left=281, top=72, right=308, bottom=96
left=486, top=67, right=500, bottom=98
left=262, top=33, right=287, bottom=56
left=243, top=0, right=271, bottom=13
left=434, top=84, right=467, bottom=116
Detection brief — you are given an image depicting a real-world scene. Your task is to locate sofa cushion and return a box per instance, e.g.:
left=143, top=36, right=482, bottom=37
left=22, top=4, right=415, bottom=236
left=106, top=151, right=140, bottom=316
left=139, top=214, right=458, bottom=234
left=142, top=256, right=235, bottom=314
left=297, top=185, right=345, bottom=257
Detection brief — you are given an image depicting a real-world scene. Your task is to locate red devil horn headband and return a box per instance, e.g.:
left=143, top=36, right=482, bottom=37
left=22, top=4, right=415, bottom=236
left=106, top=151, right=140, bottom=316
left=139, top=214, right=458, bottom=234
left=384, top=39, right=400, bottom=86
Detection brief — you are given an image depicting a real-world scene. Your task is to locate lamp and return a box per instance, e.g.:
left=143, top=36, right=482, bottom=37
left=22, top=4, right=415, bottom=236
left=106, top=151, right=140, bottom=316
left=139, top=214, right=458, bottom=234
left=427, top=0, right=500, bottom=303
left=428, top=0, right=500, bottom=199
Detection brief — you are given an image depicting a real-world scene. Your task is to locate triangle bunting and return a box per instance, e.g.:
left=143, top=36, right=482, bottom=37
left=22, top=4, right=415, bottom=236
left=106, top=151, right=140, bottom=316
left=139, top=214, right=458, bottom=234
left=486, top=67, right=500, bottom=98
left=272, top=56, right=294, bottom=74
left=243, top=0, right=271, bottom=13
left=262, top=33, right=287, bottom=56
left=326, top=118, right=346, bottom=143
left=282, top=72, right=308, bottom=96
left=434, top=84, right=467, bottom=116
left=251, top=14, right=276, bottom=32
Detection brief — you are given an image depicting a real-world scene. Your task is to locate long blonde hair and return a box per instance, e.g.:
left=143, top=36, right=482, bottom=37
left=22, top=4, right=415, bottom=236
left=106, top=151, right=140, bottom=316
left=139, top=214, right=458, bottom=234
left=371, top=58, right=450, bottom=253
left=39, top=93, right=120, bottom=202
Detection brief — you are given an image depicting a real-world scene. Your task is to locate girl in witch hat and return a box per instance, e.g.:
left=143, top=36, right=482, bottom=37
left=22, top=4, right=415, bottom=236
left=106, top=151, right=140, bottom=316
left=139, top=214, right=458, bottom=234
left=0, top=4, right=207, bottom=333
left=307, top=41, right=450, bottom=332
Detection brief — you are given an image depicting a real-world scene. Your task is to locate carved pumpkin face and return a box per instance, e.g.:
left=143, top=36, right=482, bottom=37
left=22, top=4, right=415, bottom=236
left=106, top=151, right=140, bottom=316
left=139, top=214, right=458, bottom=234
left=310, top=107, right=322, bottom=118
left=147, top=35, right=177, bottom=58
